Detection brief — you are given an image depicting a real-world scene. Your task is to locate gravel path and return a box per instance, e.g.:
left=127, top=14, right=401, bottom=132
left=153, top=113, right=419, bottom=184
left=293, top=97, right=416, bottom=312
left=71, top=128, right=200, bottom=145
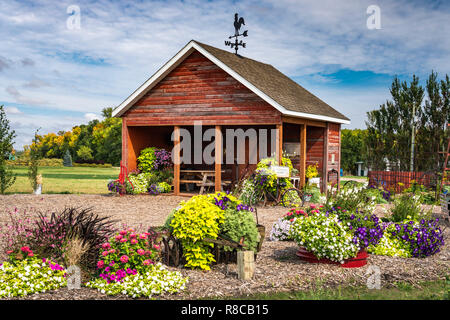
left=0, top=194, right=449, bottom=300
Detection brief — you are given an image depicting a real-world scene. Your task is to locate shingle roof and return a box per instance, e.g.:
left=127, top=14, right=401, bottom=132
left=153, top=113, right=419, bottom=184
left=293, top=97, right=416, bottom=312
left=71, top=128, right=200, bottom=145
left=195, top=41, right=349, bottom=121
left=113, top=40, right=349, bottom=123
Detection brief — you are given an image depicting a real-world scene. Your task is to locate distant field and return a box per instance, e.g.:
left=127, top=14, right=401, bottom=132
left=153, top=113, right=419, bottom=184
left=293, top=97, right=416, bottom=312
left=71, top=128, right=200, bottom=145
left=6, top=166, right=120, bottom=194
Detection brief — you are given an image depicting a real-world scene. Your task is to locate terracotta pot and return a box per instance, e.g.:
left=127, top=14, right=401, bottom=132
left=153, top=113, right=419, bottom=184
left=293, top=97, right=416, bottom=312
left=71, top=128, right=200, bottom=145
left=296, top=247, right=368, bottom=268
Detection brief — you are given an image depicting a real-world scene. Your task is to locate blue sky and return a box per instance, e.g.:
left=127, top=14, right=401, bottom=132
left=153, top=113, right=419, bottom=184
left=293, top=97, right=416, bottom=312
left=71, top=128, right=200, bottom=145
left=1, top=0, right=449, bottom=149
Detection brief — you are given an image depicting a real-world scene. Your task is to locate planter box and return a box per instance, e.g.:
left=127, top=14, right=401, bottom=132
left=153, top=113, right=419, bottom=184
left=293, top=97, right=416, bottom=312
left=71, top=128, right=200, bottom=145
left=296, top=247, right=368, bottom=268
left=308, top=177, right=321, bottom=188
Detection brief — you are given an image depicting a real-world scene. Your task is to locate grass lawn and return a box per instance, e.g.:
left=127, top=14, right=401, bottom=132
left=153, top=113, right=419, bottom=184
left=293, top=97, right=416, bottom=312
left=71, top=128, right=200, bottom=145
left=6, top=166, right=120, bottom=194
left=216, top=278, right=449, bottom=300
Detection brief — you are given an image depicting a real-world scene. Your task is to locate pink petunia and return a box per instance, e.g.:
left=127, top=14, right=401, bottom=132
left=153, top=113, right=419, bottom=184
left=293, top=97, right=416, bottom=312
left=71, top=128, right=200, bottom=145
left=137, top=249, right=145, bottom=255
left=102, top=243, right=111, bottom=249
left=142, top=259, right=152, bottom=266
left=120, top=255, right=129, bottom=263
left=102, top=251, right=108, bottom=256
left=97, top=260, right=105, bottom=269
left=130, top=239, right=138, bottom=245
left=120, top=238, right=128, bottom=243
left=119, top=230, right=127, bottom=236
left=139, top=234, right=147, bottom=240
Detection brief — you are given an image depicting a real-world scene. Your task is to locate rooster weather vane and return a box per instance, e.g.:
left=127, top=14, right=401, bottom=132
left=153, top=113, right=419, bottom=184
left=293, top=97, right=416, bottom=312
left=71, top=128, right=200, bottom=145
left=225, top=13, right=248, bottom=55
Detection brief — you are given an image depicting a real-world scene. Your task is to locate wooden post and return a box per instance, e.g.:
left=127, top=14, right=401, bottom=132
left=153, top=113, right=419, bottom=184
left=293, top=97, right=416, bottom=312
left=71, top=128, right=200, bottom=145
left=322, top=123, right=329, bottom=194
left=237, top=250, right=255, bottom=281
left=300, top=124, right=307, bottom=188
left=215, top=125, right=222, bottom=192
left=173, top=126, right=181, bottom=195
left=276, top=124, right=283, bottom=164
left=337, top=124, right=341, bottom=191
left=121, top=119, right=128, bottom=170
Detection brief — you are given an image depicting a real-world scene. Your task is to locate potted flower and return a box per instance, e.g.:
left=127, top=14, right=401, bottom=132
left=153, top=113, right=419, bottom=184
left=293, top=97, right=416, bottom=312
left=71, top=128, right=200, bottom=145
left=305, top=163, right=320, bottom=187
left=289, top=210, right=369, bottom=268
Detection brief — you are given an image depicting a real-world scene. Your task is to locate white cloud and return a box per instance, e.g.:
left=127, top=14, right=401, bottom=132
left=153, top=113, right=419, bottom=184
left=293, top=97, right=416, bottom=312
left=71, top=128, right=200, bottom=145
left=4, top=106, right=22, bottom=114
left=84, top=112, right=100, bottom=122
left=5, top=85, right=47, bottom=105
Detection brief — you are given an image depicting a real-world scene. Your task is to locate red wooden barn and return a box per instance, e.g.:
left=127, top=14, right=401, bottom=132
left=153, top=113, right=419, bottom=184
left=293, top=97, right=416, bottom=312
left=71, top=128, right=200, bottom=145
left=113, top=40, right=350, bottom=195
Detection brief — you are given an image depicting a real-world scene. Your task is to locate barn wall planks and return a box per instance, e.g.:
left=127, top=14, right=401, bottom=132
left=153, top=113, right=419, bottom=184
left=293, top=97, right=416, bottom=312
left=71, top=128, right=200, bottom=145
left=123, top=51, right=282, bottom=125
left=306, top=126, right=325, bottom=175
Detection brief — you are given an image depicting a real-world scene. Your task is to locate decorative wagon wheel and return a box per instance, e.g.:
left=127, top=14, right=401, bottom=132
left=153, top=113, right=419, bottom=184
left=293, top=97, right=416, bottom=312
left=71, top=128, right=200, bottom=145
left=161, top=233, right=184, bottom=267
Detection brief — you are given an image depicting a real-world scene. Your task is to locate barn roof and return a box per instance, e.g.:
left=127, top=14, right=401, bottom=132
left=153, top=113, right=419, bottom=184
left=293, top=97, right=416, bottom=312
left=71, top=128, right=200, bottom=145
left=113, top=40, right=350, bottom=124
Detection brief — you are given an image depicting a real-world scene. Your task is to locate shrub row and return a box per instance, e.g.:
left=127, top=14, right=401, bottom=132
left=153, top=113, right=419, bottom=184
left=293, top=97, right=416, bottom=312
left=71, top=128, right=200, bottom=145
left=7, top=158, right=63, bottom=167
left=73, top=163, right=113, bottom=168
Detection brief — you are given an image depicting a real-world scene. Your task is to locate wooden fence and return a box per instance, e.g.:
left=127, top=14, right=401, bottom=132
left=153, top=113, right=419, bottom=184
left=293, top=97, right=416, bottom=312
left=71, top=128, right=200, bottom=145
left=368, top=170, right=436, bottom=193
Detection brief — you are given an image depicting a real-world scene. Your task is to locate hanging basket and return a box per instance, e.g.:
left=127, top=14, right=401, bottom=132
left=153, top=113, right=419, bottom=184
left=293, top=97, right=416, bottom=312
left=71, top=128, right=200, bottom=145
left=296, top=247, right=368, bottom=268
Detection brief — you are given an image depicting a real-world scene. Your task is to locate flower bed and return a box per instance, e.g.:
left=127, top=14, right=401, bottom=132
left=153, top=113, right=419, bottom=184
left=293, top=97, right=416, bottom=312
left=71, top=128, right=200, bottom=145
left=107, top=147, right=173, bottom=195
left=276, top=192, right=444, bottom=265
left=86, top=263, right=187, bottom=298
left=290, top=211, right=359, bottom=264
left=0, top=247, right=66, bottom=298
left=0, top=207, right=188, bottom=300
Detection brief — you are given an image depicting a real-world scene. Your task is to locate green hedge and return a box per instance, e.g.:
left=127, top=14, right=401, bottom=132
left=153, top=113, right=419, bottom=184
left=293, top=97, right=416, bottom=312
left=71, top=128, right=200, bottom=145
left=73, top=163, right=113, bottom=168
left=7, top=158, right=63, bottom=167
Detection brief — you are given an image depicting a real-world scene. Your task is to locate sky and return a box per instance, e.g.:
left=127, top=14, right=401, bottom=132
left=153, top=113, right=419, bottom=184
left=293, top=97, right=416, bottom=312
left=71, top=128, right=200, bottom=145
left=1, top=0, right=449, bottom=149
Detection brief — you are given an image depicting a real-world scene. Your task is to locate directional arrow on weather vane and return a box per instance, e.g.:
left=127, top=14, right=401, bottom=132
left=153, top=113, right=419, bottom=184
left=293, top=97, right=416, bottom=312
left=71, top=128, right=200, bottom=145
left=225, top=13, right=248, bottom=55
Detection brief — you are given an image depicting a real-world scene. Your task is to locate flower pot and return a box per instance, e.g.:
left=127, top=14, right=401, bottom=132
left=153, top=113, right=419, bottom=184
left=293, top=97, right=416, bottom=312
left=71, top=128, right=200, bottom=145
left=296, top=247, right=368, bottom=268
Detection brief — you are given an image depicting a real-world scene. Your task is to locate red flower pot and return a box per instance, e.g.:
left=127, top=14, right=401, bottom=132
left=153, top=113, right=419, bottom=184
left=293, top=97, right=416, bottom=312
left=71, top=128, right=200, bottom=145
left=296, top=247, right=368, bottom=268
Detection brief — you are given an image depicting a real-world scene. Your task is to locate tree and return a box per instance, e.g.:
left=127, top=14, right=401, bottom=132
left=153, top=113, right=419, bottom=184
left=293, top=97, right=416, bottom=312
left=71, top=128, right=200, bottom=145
left=416, top=72, right=450, bottom=171
left=28, top=129, right=40, bottom=192
left=0, top=105, right=16, bottom=194
left=76, top=145, right=93, bottom=161
left=63, top=149, right=73, bottom=167
left=366, top=72, right=449, bottom=172
left=101, top=107, right=113, bottom=119
left=341, top=129, right=368, bottom=174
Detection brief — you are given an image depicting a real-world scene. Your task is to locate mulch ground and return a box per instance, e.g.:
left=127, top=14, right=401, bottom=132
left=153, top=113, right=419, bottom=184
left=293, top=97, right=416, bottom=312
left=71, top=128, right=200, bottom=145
left=0, top=194, right=449, bottom=300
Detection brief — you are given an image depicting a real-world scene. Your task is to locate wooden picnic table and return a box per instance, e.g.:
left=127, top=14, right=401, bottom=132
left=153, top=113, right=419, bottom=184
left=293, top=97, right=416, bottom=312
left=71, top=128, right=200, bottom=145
left=180, top=169, right=230, bottom=194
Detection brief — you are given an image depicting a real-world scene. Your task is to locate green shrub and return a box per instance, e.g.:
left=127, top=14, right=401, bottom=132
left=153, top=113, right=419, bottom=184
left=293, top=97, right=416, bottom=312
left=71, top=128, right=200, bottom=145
left=221, top=208, right=260, bottom=253
left=128, top=173, right=149, bottom=194
left=76, top=146, right=93, bottom=161
left=170, top=195, right=224, bottom=270
left=390, top=193, right=429, bottom=222
left=325, top=184, right=376, bottom=213
left=137, top=147, right=157, bottom=173
left=6, top=158, right=63, bottom=167
left=157, top=181, right=172, bottom=193
left=73, top=163, right=112, bottom=168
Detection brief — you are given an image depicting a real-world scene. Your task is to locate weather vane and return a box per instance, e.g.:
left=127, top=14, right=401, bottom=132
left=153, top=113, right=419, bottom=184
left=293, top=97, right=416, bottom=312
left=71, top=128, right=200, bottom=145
left=225, top=13, right=248, bottom=55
